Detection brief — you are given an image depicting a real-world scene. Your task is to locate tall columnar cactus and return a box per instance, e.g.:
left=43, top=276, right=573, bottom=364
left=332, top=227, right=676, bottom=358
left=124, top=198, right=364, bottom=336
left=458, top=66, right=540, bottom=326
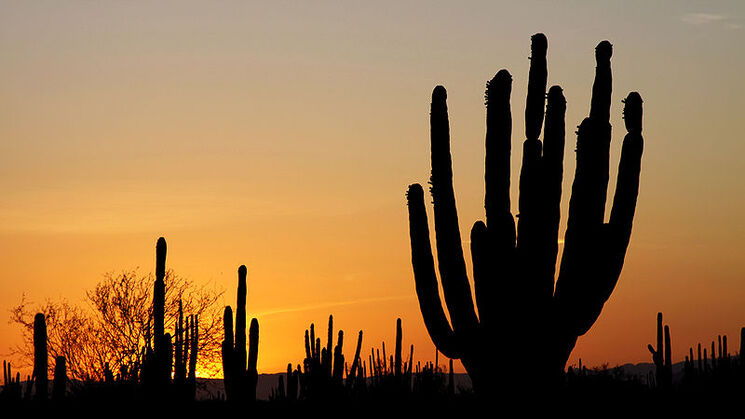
left=154, top=237, right=166, bottom=356
left=148, top=236, right=173, bottom=388
left=188, top=314, right=199, bottom=384
left=174, top=299, right=199, bottom=398
left=3, top=360, right=22, bottom=401
left=332, top=330, right=344, bottom=382
left=174, top=300, right=186, bottom=384
left=395, top=318, right=402, bottom=377
left=33, top=313, right=48, bottom=400
left=347, top=330, right=363, bottom=387
left=406, top=33, right=644, bottom=391
left=647, top=312, right=672, bottom=389
left=222, top=265, right=260, bottom=402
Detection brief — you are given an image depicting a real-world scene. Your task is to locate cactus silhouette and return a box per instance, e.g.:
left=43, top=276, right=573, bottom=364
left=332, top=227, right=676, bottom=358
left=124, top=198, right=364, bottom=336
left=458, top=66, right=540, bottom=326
left=173, top=300, right=199, bottom=399
left=141, top=237, right=174, bottom=392
left=406, top=33, right=644, bottom=391
left=647, top=312, right=672, bottom=389
left=33, top=312, right=48, bottom=400
left=222, top=265, right=259, bottom=402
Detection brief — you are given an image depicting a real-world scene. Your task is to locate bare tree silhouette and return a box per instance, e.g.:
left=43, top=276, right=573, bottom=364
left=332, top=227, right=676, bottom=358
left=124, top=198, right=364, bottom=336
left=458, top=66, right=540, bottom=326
left=10, top=269, right=224, bottom=381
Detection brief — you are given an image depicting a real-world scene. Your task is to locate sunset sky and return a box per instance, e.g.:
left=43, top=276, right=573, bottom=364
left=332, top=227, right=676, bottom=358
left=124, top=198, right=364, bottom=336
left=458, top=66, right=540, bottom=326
left=2, top=1, right=745, bottom=376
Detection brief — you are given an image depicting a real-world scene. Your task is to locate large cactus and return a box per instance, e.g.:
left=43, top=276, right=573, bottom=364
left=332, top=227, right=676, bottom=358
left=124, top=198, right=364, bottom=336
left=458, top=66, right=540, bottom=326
left=406, top=33, right=644, bottom=391
left=222, top=265, right=259, bottom=402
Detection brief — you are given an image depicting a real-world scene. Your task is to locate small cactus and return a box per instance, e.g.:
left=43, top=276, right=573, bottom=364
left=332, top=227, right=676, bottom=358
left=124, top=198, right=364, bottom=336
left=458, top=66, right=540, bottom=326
left=222, top=265, right=260, bottom=402
left=647, top=312, right=672, bottom=389
left=33, top=312, right=48, bottom=401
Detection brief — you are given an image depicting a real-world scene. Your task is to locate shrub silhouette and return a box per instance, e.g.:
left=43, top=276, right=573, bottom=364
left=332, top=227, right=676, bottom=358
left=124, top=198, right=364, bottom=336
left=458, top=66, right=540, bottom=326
left=406, top=33, right=644, bottom=392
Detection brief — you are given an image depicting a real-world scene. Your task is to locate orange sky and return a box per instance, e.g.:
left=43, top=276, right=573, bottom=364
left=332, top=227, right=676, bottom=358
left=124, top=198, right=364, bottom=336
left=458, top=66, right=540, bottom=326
left=2, top=1, right=745, bottom=376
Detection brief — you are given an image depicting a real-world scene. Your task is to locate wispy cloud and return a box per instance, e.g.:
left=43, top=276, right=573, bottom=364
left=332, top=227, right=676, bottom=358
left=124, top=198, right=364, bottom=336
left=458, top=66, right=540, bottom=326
left=249, top=294, right=414, bottom=318
left=681, top=13, right=726, bottom=25
left=680, top=12, right=741, bottom=29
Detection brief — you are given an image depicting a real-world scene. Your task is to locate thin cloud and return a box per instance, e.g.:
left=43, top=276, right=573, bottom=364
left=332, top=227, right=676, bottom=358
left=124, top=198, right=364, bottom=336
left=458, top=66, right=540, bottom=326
left=250, top=294, right=414, bottom=318
left=681, top=13, right=726, bottom=25
left=680, top=12, right=741, bottom=30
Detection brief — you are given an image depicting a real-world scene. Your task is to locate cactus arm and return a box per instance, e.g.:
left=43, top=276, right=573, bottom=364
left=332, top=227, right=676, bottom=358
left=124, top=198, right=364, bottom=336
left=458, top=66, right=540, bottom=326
left=517, top=34, right=549, bottom=305
left=525, top=33, right=548, bottom=142
left=564, top=41, right=614, bottom=237
left=326, top=315, right=333, bottom=377
left=247, top=318, right=259, bottom=401
left=608, top=92, right=644, bottom=269
left=484, top=69, right=514, bottom=233
left=541, top=86, right=567, bottom=283
left=406, top=183, right=460, bottom=358
left=664, top=325, right=671, bottom=369
left=236, top=266, right=248, bottom=374
left=590, top=41, right=613, bottom=123
left=479, top=70, right=516, bottom=327
left=517, top=34, right=547, bottom=251
left=469, top=221, right=492, bottom=325
left=348, top=330, right=363, bottom=381
left=428, top=85, right=479, bottom=335
left=310, top=324, right=316, bottom=360
left=221, top=306, right=234, bottom=399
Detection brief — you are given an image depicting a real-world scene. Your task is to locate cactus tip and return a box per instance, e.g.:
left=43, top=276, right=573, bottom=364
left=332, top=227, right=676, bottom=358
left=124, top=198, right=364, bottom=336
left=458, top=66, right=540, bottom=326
left=595, top=40, right=613, bottom=61
left=156, top=237, right=167, bottom=253
left=547, top=85, right=566, bottom=107
left=623, top=92, right=643, bottom=133
left=406, top=183, right=424, bottom=203
left=485, top=69, right=512, bottom=105
left=432, top=85, right=447, bottom=102
left=531, top=33, right=548, bottom=52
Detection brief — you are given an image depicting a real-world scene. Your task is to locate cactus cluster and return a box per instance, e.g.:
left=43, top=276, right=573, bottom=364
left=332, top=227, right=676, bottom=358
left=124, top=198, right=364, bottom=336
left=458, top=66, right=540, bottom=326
left=297, top=315, right=349, bottom=399
left=270, top=315, right=461, bottom=402
left=366, top=318, right=414, bottom=393
left=174, top=299, right=199, bottom=399
left=141, top=237, right=173, bottom=391
left=679, top=326, right=745, bottom=391
left=136, top=237, right=200, bottom=400
left=1, top=361, right=23, bottom=401
left=222, top=265, right=260, bottom=402
left=406, top=33, right=644, bottom=391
